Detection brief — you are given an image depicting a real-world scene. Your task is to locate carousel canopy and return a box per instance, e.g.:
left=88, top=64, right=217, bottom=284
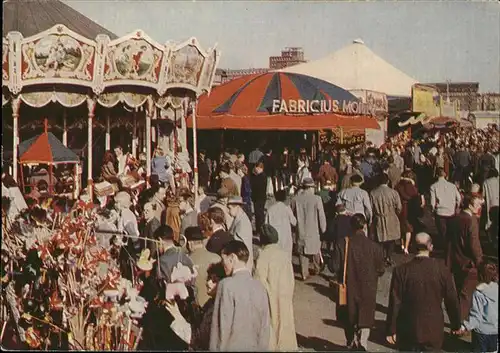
left=188, top=72, right=380, bottom=131
left=3, top=0, right=117, bottom=39
left=19, top=123, right=80, bottom=164
left=281, top=39, right=418, bottom=97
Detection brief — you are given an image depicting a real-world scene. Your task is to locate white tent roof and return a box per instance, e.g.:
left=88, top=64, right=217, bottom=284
left=281, top=39, right=418, bottom=97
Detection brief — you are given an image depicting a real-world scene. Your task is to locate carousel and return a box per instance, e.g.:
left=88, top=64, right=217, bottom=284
left=2, top=13, right=220, bottom=198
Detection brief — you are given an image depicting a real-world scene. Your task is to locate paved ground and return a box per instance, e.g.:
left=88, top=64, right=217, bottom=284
left=290, top=204, right=496, bottom=352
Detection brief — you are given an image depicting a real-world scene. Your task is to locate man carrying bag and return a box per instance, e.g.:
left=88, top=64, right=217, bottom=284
left=331, top=213, right=385, bottom=351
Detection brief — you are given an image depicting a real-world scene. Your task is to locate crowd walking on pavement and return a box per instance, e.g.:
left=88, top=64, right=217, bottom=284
left=2, top=125, right=499, bottom=352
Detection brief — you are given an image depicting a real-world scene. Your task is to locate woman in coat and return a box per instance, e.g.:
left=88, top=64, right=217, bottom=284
left=265, top=189, right=297, bottom=258
left=255, top=225, right=298, bottom=351
left=395, top=170, right=422, bottom=255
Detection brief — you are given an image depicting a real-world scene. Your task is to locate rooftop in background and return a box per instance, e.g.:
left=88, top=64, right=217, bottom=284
left=424, top=82, right=479, bottom=93
left=2, top=0, right=118, bottom=39
left=269, top=47, right=307, bottom=70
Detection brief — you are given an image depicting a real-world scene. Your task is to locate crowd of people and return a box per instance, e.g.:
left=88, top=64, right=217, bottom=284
left=1, top=124, right=499, bottom=352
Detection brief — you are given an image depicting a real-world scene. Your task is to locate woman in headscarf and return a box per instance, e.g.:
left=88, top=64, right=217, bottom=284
left=254, top=224, right=298, bottom=351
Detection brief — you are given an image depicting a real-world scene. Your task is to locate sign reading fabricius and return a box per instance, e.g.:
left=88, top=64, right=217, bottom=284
left=272, top=99, right=377, bottom=116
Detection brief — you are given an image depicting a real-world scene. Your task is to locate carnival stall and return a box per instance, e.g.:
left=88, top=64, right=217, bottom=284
left=187, top=72, right=380, bottom=162
left=2, top=3, right=220, bottom=196
left=18, top=120, right=81, bottom=198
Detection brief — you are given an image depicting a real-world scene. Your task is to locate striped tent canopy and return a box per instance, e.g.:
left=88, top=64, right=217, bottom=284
left=19, top=122, right=79, bottom=164
left=188, top=72, right=380, bottom=131
left=3, top=0, right=117, bottom=39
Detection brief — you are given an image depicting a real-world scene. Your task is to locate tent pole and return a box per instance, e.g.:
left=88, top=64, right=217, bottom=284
left=192, top=100, right=199, bottom=205
left=146, top=97, right=153, bottom=185
left=87, top=98, right=96, bottom=197
left=49, top=164, right=53, bottom=195
left=11, top=97, right=21, bottom=182
left=105, top=113, right=111, bottom=151
left=132, top=111, right=138, bottom=157
left=63, top=109, right=68, bottom=147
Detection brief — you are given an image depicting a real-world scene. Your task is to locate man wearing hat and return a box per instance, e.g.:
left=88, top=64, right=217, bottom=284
left=291, top=177, right=327, bottom=281
left=185, top=226, right=221, bottom=307
left=255, top=224, right=298, bottom=350
left=227, top=196, right=254, bottom=271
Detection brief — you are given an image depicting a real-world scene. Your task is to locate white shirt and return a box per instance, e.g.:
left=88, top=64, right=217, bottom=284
left=430, top=177, right=462, bottom=217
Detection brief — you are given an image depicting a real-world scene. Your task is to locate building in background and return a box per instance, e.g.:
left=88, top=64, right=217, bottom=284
left=269, top=47, right=307, bottom=70
left=213, top=68, right=269, bottom=86
left=424, top=82, right=480, bottom=112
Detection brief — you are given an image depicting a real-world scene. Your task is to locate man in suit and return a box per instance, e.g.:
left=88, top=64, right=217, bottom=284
left=198, top=150, right=211, bottom=189
left=185, top=226, right=221, bottom=308
left=333, top=213, right=385, bottom=351
left=179, top=192, right=198, bottom=237
left=227, top=196, right=254, bottom=271
left=205, top=207, right=233, bottom=255
left=210, top=240, right=270, bottom=351
left=142, top=201, right=161, bottom=258
left=291, top=177, right=327, bottom=281
left=449, top=195, right=484, bottom=321
left=155, top=225, right=195, bottom=282
left=386, top=232, right=461, bottom=351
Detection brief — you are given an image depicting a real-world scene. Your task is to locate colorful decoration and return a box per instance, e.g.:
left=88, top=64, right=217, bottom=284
left=3, top=25, right=219, bottom=97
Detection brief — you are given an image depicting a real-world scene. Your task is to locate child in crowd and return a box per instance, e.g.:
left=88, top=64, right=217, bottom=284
left=455, top=261, right=498, bottom=353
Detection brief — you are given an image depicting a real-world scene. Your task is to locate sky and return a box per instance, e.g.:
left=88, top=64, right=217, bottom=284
left=66, top=0, right=500, bottom=92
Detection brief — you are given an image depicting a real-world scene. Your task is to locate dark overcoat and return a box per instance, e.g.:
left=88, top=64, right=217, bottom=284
left=333, top=230, right=385, bottom=328
left=386, top=256, right=461, bottom=351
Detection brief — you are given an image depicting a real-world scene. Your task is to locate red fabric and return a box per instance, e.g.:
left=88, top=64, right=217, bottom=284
left=19, top=132, right=54, bottom=163
left=187, top=114, right=380, bottom=131
left=191, top=73, right=381, bottom=131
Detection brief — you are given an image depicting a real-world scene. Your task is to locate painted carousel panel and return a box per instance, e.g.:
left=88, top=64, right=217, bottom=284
left=166, top=44, right=206, bottom=87
left=97, top=92, right=149, bottom=109
left=20, top=30, right=97, bottom=86
left=103, top=37, right=164, bottom=86
left=198, top=49, right=219, bottom=92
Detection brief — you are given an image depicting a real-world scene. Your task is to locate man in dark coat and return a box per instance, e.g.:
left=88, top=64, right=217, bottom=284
left=333, top=213, right=385, bottom=351
left=386, top=232, right=461, bottom=351
left=198, top=150, right=211, bottom=189
left=250, top=162, right=268, bottom=234
left=449, top=195, right=484, bottom=320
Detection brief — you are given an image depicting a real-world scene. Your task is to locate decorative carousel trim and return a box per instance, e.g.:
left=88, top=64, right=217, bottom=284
left=97, top=92, right=149, bottom=109
left=3, top=25, right=220, bottom=97
left=155, top=95, right=188, bottom=109
left=19, top=91, right=87, bottom=108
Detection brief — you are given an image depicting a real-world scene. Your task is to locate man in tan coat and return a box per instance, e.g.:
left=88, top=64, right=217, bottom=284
left=255, top=224, right=298, bottom=351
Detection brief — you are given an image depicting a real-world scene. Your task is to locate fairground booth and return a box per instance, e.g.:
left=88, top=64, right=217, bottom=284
left=187, top=71, right=381, bottom=160
left=2, top=0, right=219, bottom=198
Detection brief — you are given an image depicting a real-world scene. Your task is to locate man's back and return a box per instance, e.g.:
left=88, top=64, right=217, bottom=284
left=430, top=178, right=460, bottom=217
left=210, top=270, right=270, bottom=351
left=387, top=257, right=460, bottom=349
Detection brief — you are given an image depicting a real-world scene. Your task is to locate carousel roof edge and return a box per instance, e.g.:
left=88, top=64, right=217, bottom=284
left=2, top=24, right=220, bottom=98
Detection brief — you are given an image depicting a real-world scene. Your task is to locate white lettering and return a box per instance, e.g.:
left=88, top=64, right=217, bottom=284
left=298, top=99, right=306, bottom=113
left=289, top=100, right=297, bottom=113
left=332, top=100, right=339, bottom=113
left=279, top=100, right=288, bottom=113
left=272, top=100, right=281, bottom=113
left=311, top=100, right=320, bottom=113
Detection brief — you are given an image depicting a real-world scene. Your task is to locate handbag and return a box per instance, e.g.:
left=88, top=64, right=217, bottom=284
left=330, top=237, right=349, bottom=305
